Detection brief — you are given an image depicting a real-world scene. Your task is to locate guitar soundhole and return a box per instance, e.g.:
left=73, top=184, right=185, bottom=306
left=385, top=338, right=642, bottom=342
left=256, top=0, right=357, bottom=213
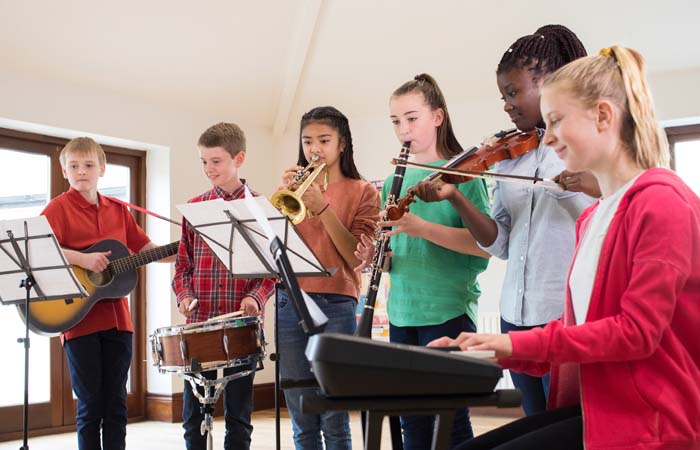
left=87, top=270, right=112, bottom=287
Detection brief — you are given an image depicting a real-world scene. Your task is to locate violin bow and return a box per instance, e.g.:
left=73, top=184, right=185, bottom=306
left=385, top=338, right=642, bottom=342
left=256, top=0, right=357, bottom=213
left=391, top=159, right=563, bottom=191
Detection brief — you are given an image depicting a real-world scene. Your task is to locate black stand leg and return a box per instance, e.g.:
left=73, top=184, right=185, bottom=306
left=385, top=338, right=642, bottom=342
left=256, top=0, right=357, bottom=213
left=431, top=410, right=456, bottom=450
left=18, top=276, right=34, bottom=450
left=389, top=416, right=403, bottom=450
left=273, top=282, right=282, bottom=450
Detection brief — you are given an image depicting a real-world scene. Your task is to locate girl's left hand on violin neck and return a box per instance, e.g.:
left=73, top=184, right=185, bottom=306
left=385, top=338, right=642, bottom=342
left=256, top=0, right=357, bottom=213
left=411, top=179, right=458, bottom=203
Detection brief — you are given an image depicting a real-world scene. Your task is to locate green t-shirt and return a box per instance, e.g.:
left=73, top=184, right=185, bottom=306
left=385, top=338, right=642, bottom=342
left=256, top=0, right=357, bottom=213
left=382, top=160, right=490, bottom=327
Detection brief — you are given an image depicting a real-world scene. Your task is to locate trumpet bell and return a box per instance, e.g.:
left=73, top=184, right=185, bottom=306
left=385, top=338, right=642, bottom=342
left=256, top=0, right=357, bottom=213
left=270, top=189, right=306, bottom=225
left=271, top=161, right=327, bottom=225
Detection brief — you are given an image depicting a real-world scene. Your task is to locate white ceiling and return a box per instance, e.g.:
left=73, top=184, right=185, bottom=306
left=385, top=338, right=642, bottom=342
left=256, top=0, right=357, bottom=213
left=2, top=0, right=699, bottom=134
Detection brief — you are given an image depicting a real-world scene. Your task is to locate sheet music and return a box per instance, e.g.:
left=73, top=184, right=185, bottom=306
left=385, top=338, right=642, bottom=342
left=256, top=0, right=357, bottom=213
left=244, top=187, right=328, bottom=328
left=177, top=195, right=326, bottom=277
left=0, top=216, right=86, bottom=304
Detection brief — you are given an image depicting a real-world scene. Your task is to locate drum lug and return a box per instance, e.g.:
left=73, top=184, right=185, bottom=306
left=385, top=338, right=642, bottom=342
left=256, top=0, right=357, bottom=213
left=223, top=334, right=230, bottom=358
left=179, top=336, right=189, bottom=364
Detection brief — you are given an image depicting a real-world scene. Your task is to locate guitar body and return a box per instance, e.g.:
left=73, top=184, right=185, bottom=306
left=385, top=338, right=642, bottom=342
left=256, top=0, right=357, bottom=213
left=18, top=239, right=138, bottom=336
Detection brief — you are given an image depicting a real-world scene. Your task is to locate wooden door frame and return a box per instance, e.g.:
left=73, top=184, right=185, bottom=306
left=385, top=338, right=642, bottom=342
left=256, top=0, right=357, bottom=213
left=0, top=128, right=148, bottom=440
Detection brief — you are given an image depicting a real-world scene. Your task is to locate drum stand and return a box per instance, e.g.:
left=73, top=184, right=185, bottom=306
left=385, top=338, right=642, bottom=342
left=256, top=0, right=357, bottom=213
left=181, top=366, right=257, bottom=450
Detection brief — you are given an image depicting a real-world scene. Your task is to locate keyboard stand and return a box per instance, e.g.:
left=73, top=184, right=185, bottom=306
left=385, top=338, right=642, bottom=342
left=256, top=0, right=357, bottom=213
left=301, top=390, right=520, bottom=450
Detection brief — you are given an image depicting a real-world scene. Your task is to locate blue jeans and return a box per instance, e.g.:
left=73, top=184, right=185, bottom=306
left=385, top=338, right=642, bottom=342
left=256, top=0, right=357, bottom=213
left=64, top=328, right=132, bottom=450
left=278, top=288, right=356, bottom=450
left=390, top=314, right=476, bottom=450
left=500, top=319, right=551, bottom=416
left=182, top=363, right=255, bottom=450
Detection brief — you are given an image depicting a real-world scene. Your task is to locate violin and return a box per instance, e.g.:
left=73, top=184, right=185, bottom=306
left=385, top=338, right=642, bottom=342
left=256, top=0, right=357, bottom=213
left=386, top=129, right=542, bottom=220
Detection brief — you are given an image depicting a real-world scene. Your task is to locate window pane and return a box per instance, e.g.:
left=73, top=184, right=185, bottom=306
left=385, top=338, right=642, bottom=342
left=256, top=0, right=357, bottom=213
left=0, top=149, right=51, bottom=407
left=102, top=163, right=134, bottom=393
left=675, top=140, right=700, bottom=196
left=101, top=164, right=130, bottom=202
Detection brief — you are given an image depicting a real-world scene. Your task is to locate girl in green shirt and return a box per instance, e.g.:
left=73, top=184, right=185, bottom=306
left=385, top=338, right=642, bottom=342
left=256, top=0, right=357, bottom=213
left=357, top=73, right=491, bottom=450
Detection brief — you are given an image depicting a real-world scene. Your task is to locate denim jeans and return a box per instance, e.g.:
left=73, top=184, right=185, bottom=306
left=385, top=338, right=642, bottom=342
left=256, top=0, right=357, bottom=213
left=389, top=314, right=476, bottom=450
left=500, top=319, right=551, bottom=416
left=277, top=288, right=356, bottom=450
left=64, top=328, right=132, bottom=450
left=182, top=363, right=255, bottom=450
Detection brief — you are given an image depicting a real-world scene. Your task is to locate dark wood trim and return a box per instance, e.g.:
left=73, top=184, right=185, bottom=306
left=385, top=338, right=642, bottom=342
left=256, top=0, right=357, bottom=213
left=145, top=383, right=285, bottom=423
left=665, top=124, right=700, bottom=137
left=253, top=382, right=286, bottom=411
left=0, top=404, right=52, bottom=434
left=665, top=123, right=700, bottom=171
left=0, top=417, right=146, bottom=443
left=145, top=393, right=184, bottom=423
left=0, top=127, right=69, bottom=147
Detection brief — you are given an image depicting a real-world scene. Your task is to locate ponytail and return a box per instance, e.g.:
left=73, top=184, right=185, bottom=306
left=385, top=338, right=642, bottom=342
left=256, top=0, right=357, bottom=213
left=392, top=73, right=463, bottom=158
left=544, top=46, right=669, bottom=169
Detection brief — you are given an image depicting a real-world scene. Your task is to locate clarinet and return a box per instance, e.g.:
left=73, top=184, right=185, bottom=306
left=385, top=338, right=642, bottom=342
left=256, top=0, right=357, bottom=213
left=355, top=141, right=411, bottom=338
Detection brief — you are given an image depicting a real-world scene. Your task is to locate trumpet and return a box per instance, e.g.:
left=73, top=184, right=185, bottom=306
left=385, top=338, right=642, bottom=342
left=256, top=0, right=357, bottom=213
left=270, top=154, right=328, bottom=224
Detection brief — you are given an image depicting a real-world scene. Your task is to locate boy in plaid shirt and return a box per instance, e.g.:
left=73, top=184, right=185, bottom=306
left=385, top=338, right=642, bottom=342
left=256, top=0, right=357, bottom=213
left=172, top=122, right=275, bottom=450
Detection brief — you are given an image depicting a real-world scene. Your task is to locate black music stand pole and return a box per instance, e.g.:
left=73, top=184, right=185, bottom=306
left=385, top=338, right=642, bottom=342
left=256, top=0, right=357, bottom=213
left=272, top=281, right=282, bottom=450
left=0, top=220, right=84, bottom=450
left=17, top=265, right=32, bottom=450
left=269, top=236, right=327, bottom=450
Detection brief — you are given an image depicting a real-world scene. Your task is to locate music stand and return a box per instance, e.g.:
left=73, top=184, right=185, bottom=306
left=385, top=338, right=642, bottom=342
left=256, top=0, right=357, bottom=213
left=0, top=216, right=86, bottom=450
left=176, top=189, right=330, bottom=450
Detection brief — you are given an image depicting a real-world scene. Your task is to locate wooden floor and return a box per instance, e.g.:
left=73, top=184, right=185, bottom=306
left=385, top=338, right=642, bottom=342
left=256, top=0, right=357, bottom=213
left=1, top=409, right=518, bottom=450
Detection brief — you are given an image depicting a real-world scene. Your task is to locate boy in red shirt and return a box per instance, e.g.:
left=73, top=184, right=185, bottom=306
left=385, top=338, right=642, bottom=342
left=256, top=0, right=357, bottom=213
left=42, top=137, right=172, bottom=450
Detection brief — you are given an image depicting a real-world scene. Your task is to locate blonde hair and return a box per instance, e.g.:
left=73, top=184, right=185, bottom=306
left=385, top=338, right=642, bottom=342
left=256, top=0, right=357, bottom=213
left=198, top=122, right=246, bottom=158
left=543, top=45, right=669, bottom=169
left=60, top=137, right=107, bottom=167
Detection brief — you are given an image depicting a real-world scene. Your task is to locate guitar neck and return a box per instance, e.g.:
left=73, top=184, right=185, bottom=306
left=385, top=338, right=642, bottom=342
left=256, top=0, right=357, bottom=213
left=109, top=241, right=179, bottom=274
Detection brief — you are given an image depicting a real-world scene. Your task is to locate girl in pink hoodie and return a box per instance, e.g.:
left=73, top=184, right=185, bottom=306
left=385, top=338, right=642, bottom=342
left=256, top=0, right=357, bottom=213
left=432, top=46, right=700, bottom=450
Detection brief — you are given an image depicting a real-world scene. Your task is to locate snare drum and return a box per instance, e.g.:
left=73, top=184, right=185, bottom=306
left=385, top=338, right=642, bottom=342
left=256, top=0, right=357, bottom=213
left=150, top=315, right=264, bottom=373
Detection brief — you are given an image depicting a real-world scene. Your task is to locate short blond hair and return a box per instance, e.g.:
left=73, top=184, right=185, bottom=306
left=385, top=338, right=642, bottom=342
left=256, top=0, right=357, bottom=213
left=543, top=46, right=669, bottom=169
left=198, top=122, right=246, bottom=158
left=60, top=137, right=106, bottom=167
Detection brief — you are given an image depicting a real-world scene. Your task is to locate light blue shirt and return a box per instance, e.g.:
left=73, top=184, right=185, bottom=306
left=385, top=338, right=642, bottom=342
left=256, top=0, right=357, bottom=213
left=480, top=137, right=597, bottom=326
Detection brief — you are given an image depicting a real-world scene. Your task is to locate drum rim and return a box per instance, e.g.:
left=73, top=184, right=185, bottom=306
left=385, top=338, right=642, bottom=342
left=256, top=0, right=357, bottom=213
left=154, top=352, right=264, bottom=373
left=152, top=315, right=260, bottom=337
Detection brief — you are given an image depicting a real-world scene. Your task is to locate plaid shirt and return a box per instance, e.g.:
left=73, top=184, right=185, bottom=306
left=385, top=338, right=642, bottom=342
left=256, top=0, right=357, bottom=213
left=172, top=182, right=276, bottom=323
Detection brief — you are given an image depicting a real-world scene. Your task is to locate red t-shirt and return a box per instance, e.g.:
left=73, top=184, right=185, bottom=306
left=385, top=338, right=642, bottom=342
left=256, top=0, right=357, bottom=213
left=41, top=188, right=151, bottom=342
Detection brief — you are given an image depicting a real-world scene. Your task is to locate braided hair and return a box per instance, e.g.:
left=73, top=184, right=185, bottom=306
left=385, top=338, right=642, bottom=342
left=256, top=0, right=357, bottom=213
left=391, top=73, right=464, bottom=158
left=497, top=24, right=587, bottom=77
left=297, top=106, right=362, bottom=180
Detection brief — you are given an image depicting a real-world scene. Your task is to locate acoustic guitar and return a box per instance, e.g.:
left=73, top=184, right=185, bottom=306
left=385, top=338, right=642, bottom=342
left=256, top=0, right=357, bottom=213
left=18, top=238, right=179, bottom=336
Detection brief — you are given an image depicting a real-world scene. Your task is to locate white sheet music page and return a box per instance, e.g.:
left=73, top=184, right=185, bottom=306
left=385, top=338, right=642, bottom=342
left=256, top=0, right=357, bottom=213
left=0, top=216, right=86, bottom=303
left=176, top=193, right=325, bottom=277
left=243, top=187, right=328, bottom=328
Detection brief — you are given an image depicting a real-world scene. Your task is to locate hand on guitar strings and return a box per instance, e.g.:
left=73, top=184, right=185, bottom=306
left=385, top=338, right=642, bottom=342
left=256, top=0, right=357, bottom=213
left=80, top=250, right=112, bottom=272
